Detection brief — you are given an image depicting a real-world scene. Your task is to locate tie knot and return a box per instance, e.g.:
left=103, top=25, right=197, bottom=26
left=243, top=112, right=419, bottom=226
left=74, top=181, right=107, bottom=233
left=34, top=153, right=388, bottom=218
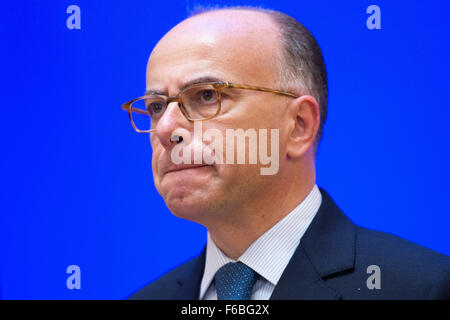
left=215, top=262, right=258, bottom=300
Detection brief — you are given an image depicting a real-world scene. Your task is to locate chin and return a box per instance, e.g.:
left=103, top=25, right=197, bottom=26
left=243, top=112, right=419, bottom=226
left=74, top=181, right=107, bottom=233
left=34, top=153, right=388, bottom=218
left=163, top=192, right=214, bottom=223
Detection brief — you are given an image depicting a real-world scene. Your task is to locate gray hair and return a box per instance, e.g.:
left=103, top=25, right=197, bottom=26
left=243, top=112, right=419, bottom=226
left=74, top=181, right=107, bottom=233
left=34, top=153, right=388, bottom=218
left=189, top=5, right=328, bottom=147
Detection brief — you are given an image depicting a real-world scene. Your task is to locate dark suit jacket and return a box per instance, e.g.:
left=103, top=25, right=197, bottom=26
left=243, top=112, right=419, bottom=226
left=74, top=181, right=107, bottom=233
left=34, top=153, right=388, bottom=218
left=129, top=189, right=450, bottom=300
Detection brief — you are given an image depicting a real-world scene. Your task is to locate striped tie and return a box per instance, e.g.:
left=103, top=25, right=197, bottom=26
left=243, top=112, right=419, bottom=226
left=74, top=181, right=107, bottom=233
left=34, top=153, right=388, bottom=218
left=215, top=262, right=258, bottom=300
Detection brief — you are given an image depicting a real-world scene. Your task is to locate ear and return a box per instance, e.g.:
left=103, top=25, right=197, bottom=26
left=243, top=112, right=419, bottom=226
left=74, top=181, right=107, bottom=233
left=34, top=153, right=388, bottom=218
left=285, top=95, right=320, bottom=160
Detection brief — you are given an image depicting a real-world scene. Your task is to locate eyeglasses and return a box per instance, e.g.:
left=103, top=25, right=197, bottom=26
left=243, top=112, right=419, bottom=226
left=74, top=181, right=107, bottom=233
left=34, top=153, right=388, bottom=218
left=122, top=81, right=299, bottom=133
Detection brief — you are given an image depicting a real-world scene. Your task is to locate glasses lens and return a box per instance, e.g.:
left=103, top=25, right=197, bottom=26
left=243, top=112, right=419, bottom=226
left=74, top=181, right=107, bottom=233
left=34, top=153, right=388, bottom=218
left=181, top=85, right=220, bottom=120
left=130, top=97, right=166, bottom=131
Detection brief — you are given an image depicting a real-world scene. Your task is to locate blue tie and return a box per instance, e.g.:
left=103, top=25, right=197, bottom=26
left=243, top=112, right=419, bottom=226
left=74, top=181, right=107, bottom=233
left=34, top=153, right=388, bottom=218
left=215, top=262, right=258, bottom=300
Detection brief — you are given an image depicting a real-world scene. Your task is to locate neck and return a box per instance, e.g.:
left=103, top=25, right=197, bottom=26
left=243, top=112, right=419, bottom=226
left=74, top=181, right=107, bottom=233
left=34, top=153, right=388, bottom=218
left=207, top=163, right=315, bottom=260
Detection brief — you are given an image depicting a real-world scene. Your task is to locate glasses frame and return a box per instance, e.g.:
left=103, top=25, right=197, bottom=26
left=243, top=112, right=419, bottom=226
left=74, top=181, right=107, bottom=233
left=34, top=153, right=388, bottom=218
left=122, top=81, right=299, bottom=133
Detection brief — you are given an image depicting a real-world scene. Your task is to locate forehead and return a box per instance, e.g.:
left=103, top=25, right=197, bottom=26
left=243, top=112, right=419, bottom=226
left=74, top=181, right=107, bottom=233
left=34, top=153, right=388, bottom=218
left=146, top=10, right=282, bottom=92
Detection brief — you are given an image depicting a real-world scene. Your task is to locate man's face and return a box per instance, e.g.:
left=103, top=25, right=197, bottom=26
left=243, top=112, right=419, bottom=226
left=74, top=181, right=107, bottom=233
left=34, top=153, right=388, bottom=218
left=147, top=11, right=290, bottom=223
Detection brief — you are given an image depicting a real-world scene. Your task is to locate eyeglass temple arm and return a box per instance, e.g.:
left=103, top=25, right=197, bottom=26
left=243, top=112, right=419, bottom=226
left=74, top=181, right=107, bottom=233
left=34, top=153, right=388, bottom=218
left=122, top=102, right=150, bottom=115
left=226, top=83, right=299, bottom=98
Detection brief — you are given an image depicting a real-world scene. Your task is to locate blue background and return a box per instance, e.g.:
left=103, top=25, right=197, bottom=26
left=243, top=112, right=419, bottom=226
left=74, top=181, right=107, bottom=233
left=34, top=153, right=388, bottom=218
left=1, top=0, right=449, bottom=299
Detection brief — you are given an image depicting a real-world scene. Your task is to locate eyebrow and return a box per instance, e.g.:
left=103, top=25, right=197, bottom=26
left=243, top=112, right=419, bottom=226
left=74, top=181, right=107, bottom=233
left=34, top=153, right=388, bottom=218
left=145, top=75, right=226, bottom=96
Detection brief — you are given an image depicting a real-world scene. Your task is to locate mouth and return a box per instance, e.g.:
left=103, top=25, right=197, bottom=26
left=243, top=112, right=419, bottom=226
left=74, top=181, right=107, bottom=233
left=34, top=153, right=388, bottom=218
left=164, top=164, right=211, bottom=175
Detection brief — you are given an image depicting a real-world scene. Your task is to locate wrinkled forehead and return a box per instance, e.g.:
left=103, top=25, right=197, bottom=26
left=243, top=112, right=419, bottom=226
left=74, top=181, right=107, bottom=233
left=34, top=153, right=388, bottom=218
left=146, top=10, right=282, bottom=93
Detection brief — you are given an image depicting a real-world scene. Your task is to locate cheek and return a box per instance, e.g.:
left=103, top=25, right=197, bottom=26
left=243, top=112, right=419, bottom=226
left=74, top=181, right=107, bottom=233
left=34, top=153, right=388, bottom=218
left=151, top=152, right=158, bottom=178
left=238, top=98, right=284, bottom=128
left=150, top=139, right=162, bottom=181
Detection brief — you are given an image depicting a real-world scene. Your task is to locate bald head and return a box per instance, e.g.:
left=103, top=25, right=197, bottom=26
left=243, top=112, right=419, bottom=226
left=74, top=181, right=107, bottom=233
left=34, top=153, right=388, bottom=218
left=147, top=9, right=283, bottom=91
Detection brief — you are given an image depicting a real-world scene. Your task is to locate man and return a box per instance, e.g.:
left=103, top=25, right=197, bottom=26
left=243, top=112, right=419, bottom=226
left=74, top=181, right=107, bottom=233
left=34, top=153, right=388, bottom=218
left=125, top=7, right=450, bottom=299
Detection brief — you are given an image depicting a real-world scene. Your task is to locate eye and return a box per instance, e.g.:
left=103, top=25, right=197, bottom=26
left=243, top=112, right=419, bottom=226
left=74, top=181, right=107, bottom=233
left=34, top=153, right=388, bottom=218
left=147, top=101, right=166, bottom=116
left=199, top=89, right=217, bottom=103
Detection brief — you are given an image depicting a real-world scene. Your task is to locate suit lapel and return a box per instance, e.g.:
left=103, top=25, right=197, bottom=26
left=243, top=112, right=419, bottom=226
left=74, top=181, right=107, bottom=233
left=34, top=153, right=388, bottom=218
left=270, top=189, right=356, bottom=300
left=173, top=247, right=207, bottom=299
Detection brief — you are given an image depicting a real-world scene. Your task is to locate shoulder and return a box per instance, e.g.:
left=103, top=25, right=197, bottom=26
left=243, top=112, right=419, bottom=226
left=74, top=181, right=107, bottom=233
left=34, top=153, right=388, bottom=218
left=312, top=189, right=450, bottom=299
left=355, top=226, right=450, bottom=272
left=351, top=226, right=450, bottom=299
left=127, top=253, right=204, bottom=300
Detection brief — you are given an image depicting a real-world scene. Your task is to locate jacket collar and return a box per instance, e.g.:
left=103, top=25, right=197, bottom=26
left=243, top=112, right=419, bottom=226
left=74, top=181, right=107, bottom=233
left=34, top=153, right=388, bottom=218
left=269, top=188, right=356, bottom=299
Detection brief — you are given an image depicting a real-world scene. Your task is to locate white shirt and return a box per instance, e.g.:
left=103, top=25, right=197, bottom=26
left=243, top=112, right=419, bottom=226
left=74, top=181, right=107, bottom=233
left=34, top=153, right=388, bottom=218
left=200, top=184, right=322, bottom=300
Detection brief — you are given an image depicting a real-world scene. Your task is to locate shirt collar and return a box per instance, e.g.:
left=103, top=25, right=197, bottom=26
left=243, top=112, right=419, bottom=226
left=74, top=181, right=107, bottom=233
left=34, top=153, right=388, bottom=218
left=199, top=185, right=322, bottom=299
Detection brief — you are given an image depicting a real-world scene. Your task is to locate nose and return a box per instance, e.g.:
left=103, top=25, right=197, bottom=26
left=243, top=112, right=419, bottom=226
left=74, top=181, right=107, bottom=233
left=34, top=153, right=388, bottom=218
left=153, top=101, right=190, bottom=149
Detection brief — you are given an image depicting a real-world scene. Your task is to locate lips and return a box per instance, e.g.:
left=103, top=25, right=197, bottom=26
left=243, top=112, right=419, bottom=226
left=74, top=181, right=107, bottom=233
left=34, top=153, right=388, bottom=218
left=163, top=164, right=210, bottom=175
